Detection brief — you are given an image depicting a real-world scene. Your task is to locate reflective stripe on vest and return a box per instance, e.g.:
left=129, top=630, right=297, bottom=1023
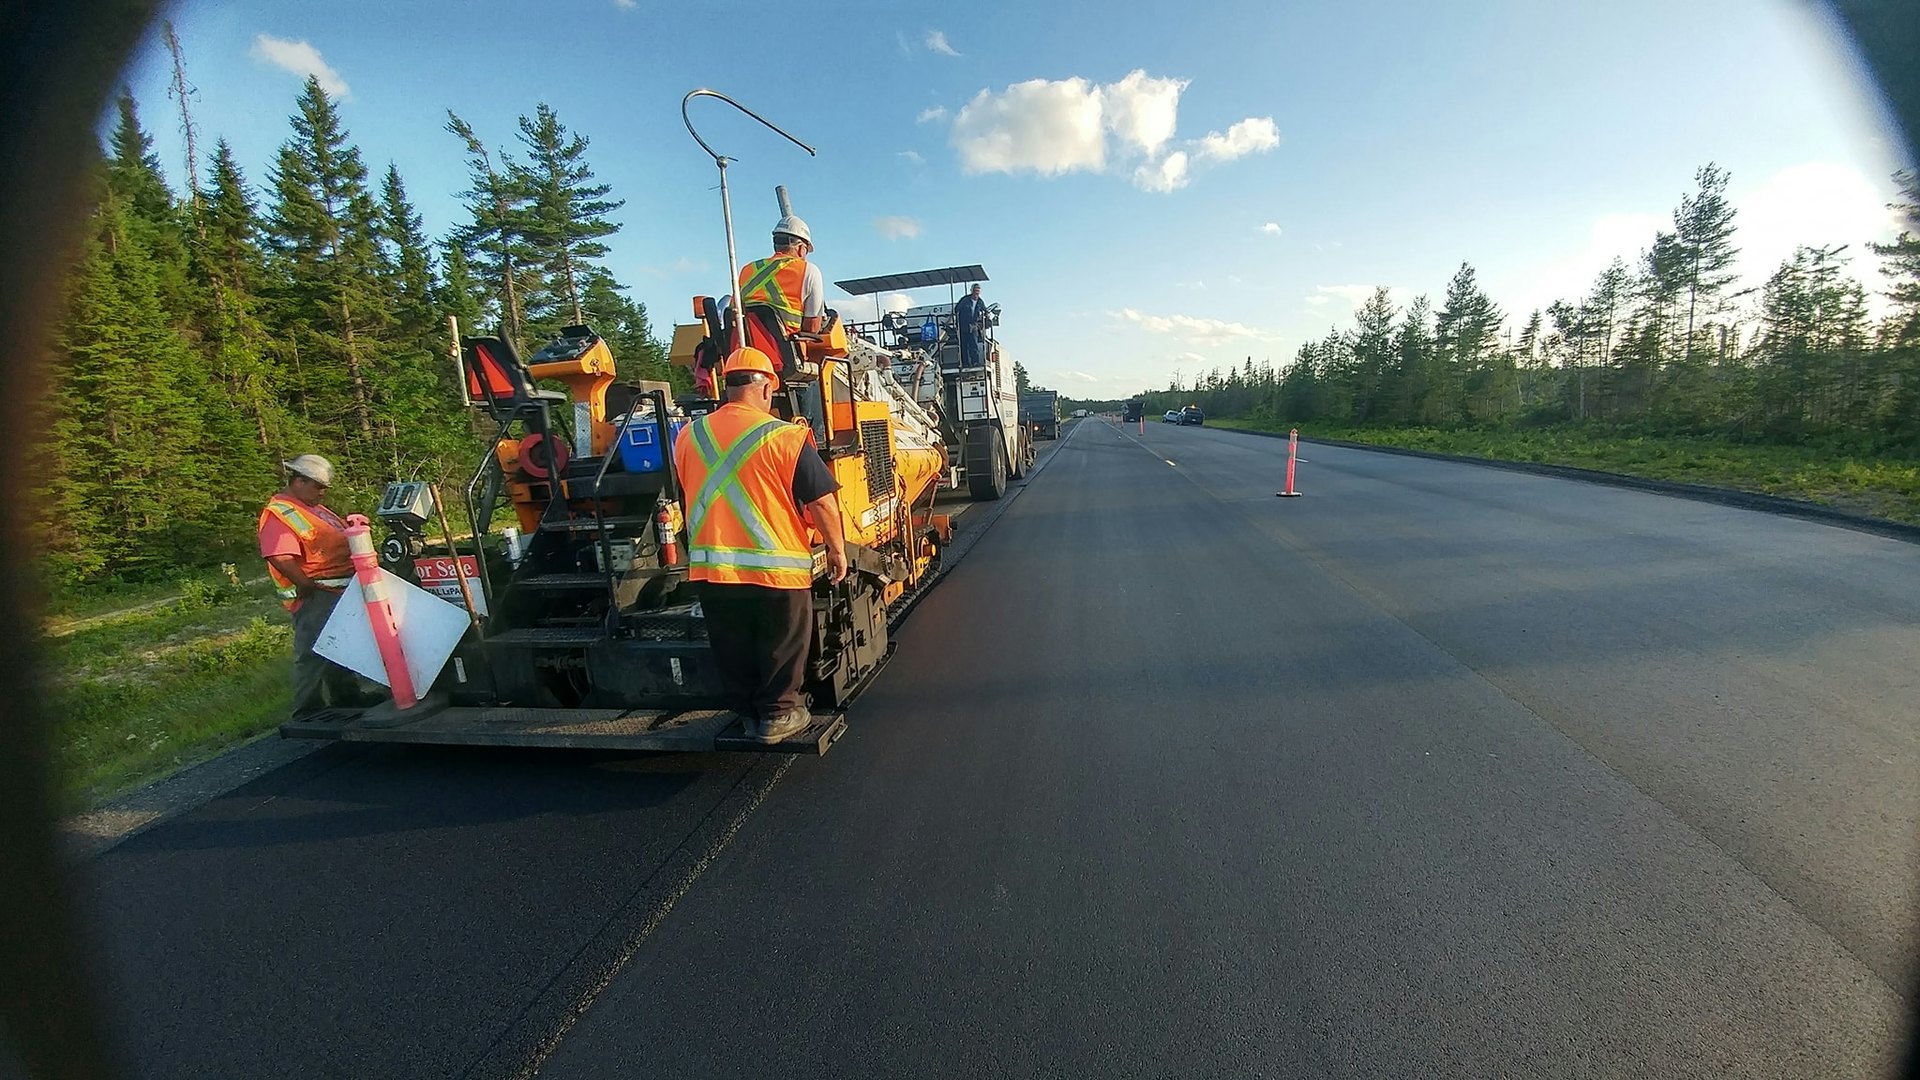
left=259, top=497, right=354, bottom=610
left=675, top=404, right=814, bottom=589
left=738, top=254, right=807, bottom=330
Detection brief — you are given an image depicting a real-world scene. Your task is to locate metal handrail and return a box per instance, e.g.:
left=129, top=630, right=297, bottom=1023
left=587, top=401, right=653, bottom=632
left=461, top=433, right=506, bottom=615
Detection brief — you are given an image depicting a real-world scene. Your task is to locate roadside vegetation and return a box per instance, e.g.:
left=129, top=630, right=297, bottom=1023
left=47, top=571, right=291, bottom=808
left=1099, top=164, right=1920, bottom=529
left=1208, top=417, right=1920, bottom=525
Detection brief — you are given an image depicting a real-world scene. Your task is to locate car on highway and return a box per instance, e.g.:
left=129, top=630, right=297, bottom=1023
left=1178, top=406, right=1205, bottom=426
left=1162, top=409, right=1181, bottom=423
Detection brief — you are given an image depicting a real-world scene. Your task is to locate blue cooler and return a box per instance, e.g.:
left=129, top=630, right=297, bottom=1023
left=616, top=419, right=686, bottom=473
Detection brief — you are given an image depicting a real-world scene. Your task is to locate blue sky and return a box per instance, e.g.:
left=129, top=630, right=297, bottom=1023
left=123, top=0, right=1910, bottom=399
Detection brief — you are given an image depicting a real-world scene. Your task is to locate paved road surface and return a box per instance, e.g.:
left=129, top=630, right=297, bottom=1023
left=82, top=419, right=1915, bottom=1077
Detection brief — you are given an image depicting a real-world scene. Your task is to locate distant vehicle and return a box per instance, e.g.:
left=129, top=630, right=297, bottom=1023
left=1020, top=390, right=1061, bottom=440
left=1072, top=409, right=1089, bottom=419
left=1179, top=406, right=1205, bottom=426
left=1122, top=399, right=1144, bottom=423
left=1162, top=410, right=1181, bottom=423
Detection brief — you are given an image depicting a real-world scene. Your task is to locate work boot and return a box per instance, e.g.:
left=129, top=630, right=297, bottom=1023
left=755, top=708, right=811, bottom=744
left=730, top=710, right=761, bottom=740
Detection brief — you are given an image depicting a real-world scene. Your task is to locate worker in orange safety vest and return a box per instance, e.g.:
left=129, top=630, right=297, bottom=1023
left=695, top=206, right=826, bottom=397
left=674, top=347, right=847, bottom=744
left=257, top=454, right=360, bottom=720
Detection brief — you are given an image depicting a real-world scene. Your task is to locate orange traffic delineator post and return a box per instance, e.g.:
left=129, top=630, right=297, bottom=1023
left=1276, top=428, right=1303, bottom=497
left=344, top=513, right=419, bottom=708
left=1138, top=414, right=1145, bottom=435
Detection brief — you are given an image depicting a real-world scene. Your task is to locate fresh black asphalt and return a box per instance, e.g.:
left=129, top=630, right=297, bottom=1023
left=82, top=419, right=1914, bottom=1077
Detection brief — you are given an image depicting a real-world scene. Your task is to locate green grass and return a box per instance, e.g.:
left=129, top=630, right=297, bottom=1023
left=1210, top=418, right=1920, bottom=526
left=46, top=577, right=294, bottom=808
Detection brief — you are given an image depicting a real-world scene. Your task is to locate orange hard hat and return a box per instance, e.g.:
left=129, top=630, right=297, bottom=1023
left=721, top=346, right=779, bottom=390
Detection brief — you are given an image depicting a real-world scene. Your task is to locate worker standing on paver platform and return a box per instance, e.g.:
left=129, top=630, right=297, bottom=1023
left=674, top=347, right=848, bottom=744
left=954, top=282, right=988, bottom=367
left=257, top=454, right=359, bottom=720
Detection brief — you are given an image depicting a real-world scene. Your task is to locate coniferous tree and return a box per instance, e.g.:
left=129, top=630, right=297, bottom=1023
left=511, top=104, right=624, bottom=334
left=266, top=77, right=389, bottom=460
left=447, top=111, right=533, bottom=345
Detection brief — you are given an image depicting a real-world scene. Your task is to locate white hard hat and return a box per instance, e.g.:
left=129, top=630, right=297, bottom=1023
left=773, top=214, right=812, bottom=247
left=283, top=454, right=334, bottom=486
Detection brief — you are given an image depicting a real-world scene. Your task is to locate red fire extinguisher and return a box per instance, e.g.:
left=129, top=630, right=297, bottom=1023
left=657, top=500, right=681, bottom=567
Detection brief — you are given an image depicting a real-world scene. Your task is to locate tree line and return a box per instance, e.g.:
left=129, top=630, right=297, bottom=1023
left=1143, top=165, right=1920, bottom=444
left=44, top=48, right=676, bottom=585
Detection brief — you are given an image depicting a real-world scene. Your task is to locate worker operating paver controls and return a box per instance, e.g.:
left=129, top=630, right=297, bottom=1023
left=739, top=208, right=825, bottom=334
left=257, top=454, right=360, bottom=721
left=675, top=347, right=848, bottom=744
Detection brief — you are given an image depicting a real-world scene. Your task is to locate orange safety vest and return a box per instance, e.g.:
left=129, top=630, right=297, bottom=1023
left=738, top=253, right=808, bottom=332
left=673, top=402, right=816, bottom=589
left=258, top=496, right=354, bottom=610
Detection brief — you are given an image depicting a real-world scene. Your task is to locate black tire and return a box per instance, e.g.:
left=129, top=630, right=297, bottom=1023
left=968, top=431, right=1008, bottom=500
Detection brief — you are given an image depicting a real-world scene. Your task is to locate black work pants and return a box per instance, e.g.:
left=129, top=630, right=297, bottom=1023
left=699, top=582, right=813, bottom=719
left=958, top=326, right=981, bottom=367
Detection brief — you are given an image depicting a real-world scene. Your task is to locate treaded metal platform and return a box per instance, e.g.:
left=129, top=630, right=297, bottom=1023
left=514, top=573, right=610, bottom=590
left=486, top=626, right=607, bottom=646
left=280, top=705, right=847, bottom=755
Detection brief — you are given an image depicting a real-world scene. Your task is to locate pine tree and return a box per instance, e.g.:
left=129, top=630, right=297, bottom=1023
left=1674, top=164, right=1740, bottom=366
left=47, top=181, right=224, bottom=580
left=1869, top=169, right=1920, bottom=344
left=372, top=164, right=469, bottom=479
left=510, top=104, right=624, bottom=334
left=1349, top=287, right=1397, bottom=422
left=189, top=140, right=283, bottom=492
left=1436, top=263, right=1502, bottom=421
left=103, top=92, right=192, bottom=313
left=266, top=77, right=390, bottom=464
left=447, top=111, right=534, bottom=345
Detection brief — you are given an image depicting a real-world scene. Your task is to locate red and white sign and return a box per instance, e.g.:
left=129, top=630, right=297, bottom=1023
left=412, top=555, right=487, bottom=615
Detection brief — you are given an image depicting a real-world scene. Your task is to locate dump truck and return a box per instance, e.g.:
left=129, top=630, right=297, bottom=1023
left=1020, top=390, right=1060, bottom=440
left=835, top=266, right=1033, bottom=500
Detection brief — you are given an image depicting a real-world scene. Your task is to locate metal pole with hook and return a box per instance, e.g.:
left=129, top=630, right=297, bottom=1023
left=680, top=89, right=816, bottom=354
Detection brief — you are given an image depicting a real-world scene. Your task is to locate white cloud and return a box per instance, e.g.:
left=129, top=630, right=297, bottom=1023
left=925, top=30, right=959, bottom=56
left=1111, top=307, right=1278, bottom=343
left=1260, top=222, right=1282, bottom=236
left=613, top=0, right=636, bottom=8
left=874, top=215, right=923, bottom=241
left=953, top=76, right=1108, bottom=176
left=1134, top=151, right=1189, bottom=193
left=1103, top=70, right=1187, bottom=158
left=1194, top=116, right=1278, bottom=162
left=950, top=71, right=1272, bottom=193
left=250, top=34, right=350, bottom=99
left=1056, top=370, right=1103, bottom=383
left=1175, top=280, right=1206, bottom=290
left=897, top=150, right=925, bottom=165
left=916, top=106, right=949, bottom=124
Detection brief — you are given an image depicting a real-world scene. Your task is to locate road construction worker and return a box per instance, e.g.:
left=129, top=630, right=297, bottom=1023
left=257, top=455, right=359, bottom=721
left=739, top=210, right=826, bottom=335
left=674, top=347, right=848, bottom=744
left=954, top=283, right=988, bottom=367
